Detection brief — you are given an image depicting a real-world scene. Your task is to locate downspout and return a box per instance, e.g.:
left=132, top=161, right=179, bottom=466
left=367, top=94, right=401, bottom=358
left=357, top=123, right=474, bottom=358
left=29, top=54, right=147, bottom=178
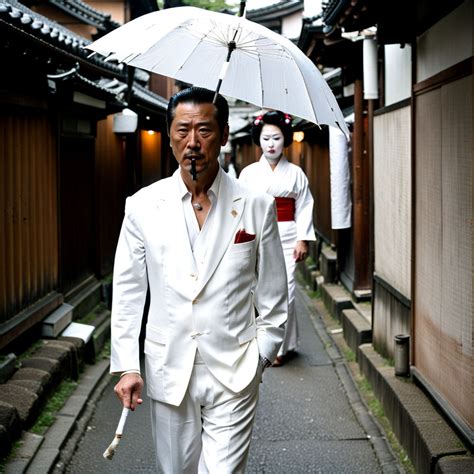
left=363, top=37, right=378, bottom=294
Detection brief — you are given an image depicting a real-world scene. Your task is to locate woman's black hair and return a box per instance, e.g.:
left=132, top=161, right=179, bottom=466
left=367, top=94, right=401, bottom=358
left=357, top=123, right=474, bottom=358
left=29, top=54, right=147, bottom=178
left=166, top=87, right=229, bottom=139
left=251, top=110, right=293, bottom=148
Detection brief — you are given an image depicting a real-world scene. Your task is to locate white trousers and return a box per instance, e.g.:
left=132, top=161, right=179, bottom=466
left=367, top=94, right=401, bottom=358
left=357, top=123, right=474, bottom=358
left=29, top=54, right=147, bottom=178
left=150, top=353, right=261, bottom=474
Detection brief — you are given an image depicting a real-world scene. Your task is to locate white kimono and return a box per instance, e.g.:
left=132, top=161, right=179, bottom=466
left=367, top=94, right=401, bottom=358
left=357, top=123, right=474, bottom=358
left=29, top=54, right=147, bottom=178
left=239, top=156, right=316, bottom=355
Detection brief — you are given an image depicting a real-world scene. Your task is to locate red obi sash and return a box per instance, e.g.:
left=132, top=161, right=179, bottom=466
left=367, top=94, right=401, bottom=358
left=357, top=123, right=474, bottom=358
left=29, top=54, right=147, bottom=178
left=275, top=197, right=295, bottom=222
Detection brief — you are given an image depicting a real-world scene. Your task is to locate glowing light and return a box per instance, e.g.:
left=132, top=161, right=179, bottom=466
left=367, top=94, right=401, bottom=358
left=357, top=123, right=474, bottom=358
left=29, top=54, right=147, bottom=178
left=147, top=130, right=155, bottom=135
left=293, top=131, right=304, bottom=143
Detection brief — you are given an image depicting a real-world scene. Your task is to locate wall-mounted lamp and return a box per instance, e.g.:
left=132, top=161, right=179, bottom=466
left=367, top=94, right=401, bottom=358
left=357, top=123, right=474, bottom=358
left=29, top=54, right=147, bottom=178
left=113, top=108, right=138, bottom=134
left=293, top=131, right=305, bottom=143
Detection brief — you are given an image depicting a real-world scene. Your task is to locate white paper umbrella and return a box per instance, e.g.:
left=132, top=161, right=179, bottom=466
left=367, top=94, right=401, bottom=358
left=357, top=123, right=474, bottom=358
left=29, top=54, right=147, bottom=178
left=87, top=6, right=348, bottom=135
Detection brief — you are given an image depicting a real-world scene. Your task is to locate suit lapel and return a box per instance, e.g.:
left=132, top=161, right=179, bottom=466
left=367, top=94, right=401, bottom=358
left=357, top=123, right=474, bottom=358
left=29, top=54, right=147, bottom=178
left=195, top=172, right=244, bottom=295
left=156, top=174, right=196, bottom=272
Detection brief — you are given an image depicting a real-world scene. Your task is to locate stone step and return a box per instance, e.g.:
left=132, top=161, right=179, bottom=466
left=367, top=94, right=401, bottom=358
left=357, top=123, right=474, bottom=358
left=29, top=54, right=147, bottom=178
left=320, top=283, right=353, bottom=323
left=41, top=304, right=73, bottom=338
left=320, top=246, right=337, bottom=283
left=341, top=308, right=372, bottom=359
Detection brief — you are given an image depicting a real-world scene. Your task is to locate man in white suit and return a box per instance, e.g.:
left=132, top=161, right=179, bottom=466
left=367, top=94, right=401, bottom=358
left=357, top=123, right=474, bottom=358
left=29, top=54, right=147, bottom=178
left=111, top=87, right=288, bottom=473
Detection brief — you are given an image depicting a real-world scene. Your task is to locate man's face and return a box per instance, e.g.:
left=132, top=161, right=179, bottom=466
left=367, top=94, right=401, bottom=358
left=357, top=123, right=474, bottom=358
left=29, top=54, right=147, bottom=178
left=259, top=124, right=284, bottom=160
left=170, top=102, right=229, bottom=180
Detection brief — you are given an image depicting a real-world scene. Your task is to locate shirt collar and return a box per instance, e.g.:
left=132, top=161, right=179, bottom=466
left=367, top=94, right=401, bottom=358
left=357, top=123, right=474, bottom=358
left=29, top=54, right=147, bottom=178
left=176, top=166, right=223, bottom=200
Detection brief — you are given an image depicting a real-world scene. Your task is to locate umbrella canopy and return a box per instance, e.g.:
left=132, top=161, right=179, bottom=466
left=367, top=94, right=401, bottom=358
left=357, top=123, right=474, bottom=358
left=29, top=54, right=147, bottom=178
left=87, top=6, right=349, bottom=135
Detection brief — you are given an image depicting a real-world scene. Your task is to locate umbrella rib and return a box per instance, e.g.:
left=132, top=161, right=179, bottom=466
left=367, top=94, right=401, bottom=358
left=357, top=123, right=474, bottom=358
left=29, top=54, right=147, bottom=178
left=147, top=32, right=212, bottom=78
left=256, top=46, right=265, bottom=108
left=182, top=24, right=229, bottom=47
left=236, top=48, right=293, bottom=61
left=291, top=61, right=320, bottom=124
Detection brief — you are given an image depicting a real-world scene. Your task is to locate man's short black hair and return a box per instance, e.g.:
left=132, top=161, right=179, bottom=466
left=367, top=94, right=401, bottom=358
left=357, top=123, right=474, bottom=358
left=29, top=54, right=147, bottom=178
left=167, top=87, right=229, bottom=138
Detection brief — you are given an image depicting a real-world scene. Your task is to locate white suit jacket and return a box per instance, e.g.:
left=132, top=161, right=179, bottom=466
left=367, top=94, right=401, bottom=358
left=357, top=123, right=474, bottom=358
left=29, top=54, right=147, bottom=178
left=111, top=168, right=288, bottom=407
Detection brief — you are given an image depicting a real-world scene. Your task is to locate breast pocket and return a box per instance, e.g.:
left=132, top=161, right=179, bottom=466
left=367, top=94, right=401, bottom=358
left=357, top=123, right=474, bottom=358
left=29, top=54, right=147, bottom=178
left=227, top=241, right=254, bottom=260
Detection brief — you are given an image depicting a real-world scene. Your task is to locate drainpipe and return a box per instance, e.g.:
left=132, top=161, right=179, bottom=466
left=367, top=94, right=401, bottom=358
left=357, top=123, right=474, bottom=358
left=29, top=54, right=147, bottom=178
left=363, top=37, right=378, bottom=298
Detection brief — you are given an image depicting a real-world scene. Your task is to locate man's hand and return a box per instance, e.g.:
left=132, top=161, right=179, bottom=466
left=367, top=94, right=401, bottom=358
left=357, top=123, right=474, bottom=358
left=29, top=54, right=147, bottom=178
left=293, top=240, right=309, bottom=263
left=114, top=373, right=144, bottom=411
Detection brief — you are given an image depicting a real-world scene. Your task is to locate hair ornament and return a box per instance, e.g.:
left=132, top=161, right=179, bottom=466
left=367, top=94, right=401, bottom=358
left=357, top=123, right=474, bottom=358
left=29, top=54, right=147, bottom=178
left=254, top=115, right=263, bottom=126
left=284, top=114, right=292, bottom=125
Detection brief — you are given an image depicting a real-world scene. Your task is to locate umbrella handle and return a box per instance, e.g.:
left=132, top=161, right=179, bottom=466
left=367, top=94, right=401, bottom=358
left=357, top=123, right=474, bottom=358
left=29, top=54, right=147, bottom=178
left=238, top=1, right=246, bottom=17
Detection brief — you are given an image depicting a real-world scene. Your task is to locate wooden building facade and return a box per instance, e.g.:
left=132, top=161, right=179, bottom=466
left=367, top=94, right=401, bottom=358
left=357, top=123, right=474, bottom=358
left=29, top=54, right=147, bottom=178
left=300, top=0, right=473, bottom=450
left=0, top=0, right=171, bottom=352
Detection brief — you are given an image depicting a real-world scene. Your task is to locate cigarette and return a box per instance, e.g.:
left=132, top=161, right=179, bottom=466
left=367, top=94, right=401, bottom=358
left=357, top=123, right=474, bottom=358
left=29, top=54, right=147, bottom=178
left=103, top=407, right=129, bottom=460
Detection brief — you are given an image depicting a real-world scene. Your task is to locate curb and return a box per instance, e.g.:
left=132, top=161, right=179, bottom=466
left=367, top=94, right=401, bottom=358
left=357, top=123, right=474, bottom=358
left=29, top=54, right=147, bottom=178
left=5, top=359, right=111, bottom=473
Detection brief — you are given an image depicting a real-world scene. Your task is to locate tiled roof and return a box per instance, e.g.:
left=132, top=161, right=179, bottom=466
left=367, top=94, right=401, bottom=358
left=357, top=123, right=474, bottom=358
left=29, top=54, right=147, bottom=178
left=321, top=0, right=351, bottom=27
left=0, top=0, right=124, bottom=75
left=132, top=82, right=169, bottom=110
left=322, top=0, right=376, bottom=32
left=1, top=0, right=166, bottom=113
left=247, top=0, right=303, bottom=22
left=48, top=0, right=120, bottom=32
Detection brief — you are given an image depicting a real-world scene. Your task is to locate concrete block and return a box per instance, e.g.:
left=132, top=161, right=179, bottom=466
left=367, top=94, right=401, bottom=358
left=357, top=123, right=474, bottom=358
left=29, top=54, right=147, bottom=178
left=10, top=368, right=51, bottom=390
left=41, top=339, right=81, bottom=380
left=92, top=316, right=111, bottom=358
left=7, top=379, right=45, bottom=398
left=0, top=401, right=21, bottom=455
left=21, top=357, right=61, bottom=387
left=58, top=394, right=87, bottom=418
left=60, top=323, right=94, bottom=344
left=41, top=303, right=73, bottom=338
left=320, top=246, right=337, bottom=283
left=58, top=336, right=86, bottom=375
left=321, top=283, right=353, bottom=323
left=0, top=353, right=17, bottom=384
left=310, top=271, right=319, bottom=292
left=314, top=274, right=325, bottom=292
left=342, top=309, right=372, bottom=358
left=435, top=454, right=474, bottom=473
left=0, top=425, right=9, bottom=458
left=33, top=342, right=73, bottom=380
left=0, top=385, right=39, bottom=427
left=41, top=414, right=76, bottom=449
left=25, top=446, right=60, bottom=473
left=4, top=431, right=44, bottom=473
left=358, top=344, right=467, bottom=474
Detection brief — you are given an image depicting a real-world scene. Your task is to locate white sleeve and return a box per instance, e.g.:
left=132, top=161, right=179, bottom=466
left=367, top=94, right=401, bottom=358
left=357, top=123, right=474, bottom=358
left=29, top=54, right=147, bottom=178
left=295, top=171, right=316, bottom=241
left=110, top=198, right=148, bottom=375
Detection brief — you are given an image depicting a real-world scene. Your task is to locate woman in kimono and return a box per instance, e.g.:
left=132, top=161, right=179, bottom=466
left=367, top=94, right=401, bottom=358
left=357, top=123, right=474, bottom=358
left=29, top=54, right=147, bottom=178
left=239, top=111, right=316, bottom=366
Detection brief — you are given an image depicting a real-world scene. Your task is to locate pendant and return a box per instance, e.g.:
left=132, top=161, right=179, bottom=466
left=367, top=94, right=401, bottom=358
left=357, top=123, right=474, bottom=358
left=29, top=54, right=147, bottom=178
left=193, top=202, right=203, bottom=211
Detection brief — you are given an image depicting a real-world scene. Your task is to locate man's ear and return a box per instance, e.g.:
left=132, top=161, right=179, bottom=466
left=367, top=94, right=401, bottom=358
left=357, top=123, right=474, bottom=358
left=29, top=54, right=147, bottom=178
left=221, top=123, right=230, bottom=146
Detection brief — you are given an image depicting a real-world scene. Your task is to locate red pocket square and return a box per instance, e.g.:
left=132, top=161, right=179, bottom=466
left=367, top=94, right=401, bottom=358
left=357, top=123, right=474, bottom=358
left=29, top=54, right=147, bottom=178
left=234, top=229, right=255, bottom=244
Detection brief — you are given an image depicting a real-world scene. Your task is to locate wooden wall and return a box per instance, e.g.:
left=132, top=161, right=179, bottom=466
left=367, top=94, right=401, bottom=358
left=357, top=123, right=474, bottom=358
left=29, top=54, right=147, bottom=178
left=95, top=116, right=128, bottom=277
left=0, top=112, right=58, bottom=324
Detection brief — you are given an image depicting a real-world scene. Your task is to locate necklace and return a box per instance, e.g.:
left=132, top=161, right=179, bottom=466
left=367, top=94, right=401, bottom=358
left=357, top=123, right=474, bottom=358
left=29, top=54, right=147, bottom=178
left=193, top=202, right=203, bottom=211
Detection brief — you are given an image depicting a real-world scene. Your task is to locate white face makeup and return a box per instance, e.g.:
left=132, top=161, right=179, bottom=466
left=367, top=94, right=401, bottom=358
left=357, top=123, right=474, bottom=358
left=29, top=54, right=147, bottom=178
left=259, top=124, right=284, bottom=163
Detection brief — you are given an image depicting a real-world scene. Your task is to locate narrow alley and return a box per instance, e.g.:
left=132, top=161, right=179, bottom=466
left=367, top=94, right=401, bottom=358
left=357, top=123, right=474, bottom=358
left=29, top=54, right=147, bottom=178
left=63, top=284, right=401, bottom=473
